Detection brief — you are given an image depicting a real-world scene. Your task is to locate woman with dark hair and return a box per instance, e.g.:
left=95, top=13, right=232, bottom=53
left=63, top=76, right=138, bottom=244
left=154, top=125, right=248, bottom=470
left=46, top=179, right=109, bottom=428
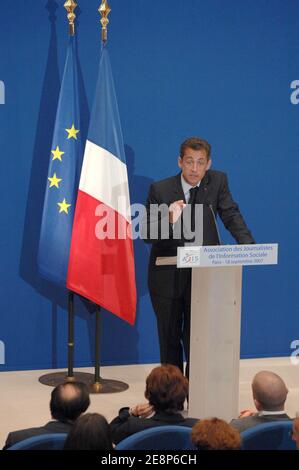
left=110, top=364, right=197, bottom=445
left=191, top=418, right=241, bottom=450
left=64, top=413, right=113, bottom=450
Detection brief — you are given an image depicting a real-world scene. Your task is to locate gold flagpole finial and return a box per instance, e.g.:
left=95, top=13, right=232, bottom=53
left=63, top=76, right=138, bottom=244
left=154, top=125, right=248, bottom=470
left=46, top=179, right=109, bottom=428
left=64, top=0, right=78, bottom=36
left=99, top=0, right=111, bottom=44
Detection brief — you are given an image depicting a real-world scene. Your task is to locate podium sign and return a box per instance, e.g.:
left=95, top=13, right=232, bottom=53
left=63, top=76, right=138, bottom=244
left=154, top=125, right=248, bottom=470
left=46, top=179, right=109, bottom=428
left=177, top=243, right=278, bottom=268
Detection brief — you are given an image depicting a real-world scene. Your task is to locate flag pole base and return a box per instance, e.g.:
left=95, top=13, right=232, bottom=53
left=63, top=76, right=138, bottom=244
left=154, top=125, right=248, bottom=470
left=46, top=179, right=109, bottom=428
left=39, top=371, right=94, bottom=388
left=38, top=371, right=129, bottom=394
left=89, top=377, right=129, bottom=394
left=90, top=381, right=103, bottom=393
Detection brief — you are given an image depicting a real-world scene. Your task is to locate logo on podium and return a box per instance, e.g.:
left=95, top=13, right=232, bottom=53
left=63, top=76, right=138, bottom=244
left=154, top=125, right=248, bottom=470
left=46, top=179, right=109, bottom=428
left=178, top=247, right=201, bottom=267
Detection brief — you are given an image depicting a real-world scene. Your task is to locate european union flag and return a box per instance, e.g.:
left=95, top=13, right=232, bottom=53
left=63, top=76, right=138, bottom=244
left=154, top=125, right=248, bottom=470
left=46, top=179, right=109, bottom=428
left=38, top=37, right=84, bottom=285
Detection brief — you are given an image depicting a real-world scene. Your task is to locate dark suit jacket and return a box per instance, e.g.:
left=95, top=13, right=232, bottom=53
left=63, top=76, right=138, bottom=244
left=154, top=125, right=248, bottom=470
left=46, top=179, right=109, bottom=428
left=230, top=413, right=291, bottom=433
left=3, top=420, right=72, bottom=450
left=110, top=407, right=198, bottom=445
left=143, top=170, right=255, bottom=298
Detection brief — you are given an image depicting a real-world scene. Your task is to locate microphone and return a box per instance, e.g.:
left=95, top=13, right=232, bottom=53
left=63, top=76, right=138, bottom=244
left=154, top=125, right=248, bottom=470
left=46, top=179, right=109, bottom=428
left=207, top=202, right=222, bottom=245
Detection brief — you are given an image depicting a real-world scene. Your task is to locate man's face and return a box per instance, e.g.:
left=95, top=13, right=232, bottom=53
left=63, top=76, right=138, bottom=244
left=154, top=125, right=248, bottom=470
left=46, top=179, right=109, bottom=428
left=292, top=418, right=299, bottom=449
left=178, top=147, right=211, bottom=186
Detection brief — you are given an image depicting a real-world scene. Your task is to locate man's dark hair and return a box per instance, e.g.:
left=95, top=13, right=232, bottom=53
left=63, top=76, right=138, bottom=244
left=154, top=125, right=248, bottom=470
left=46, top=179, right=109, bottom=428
left=50, top=381, right=90, bottom=423
left=180, top=137, right=211, bottom=159
left=63, top=413, right=113, bottom=450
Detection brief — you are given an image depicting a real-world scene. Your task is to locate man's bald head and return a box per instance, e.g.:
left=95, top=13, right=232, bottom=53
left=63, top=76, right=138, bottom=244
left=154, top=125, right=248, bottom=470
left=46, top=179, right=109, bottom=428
left=60, top=383, right=82, bottom=401
left=252, top=371, right=288, bottom=411
left=50, top=381, right=90, bottom=423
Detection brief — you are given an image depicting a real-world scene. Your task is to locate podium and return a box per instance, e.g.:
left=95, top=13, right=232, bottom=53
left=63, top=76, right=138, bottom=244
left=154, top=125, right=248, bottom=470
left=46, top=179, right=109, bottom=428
left=157, top=243, right=278, bottom=421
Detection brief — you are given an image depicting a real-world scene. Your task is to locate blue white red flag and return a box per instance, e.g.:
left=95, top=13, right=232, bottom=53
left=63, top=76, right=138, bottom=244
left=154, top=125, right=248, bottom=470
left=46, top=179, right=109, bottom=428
left=67, top=46, right=136, bottom=325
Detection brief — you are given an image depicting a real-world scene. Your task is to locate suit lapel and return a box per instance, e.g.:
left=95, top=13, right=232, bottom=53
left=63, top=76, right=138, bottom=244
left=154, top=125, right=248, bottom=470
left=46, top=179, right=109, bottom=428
left=173, top=173, right=186, bottom=203
left=196, top=171, right=210, bottom=204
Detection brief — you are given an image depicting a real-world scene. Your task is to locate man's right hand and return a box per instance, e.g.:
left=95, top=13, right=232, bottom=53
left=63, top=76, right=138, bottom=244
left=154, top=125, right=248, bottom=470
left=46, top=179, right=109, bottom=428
left=169, top=200, right=186, bottom=224
left=238, top=409, right=256, bottom=418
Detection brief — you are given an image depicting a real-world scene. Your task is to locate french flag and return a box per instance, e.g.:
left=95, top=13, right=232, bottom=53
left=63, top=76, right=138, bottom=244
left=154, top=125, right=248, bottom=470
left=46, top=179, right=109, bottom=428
left=67, top=46, right=136, bottom=325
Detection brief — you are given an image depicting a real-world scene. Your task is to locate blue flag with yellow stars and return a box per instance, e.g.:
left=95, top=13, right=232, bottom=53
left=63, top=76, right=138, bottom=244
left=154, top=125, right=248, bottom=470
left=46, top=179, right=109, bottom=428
left=38, top=37, right=84, bottom=285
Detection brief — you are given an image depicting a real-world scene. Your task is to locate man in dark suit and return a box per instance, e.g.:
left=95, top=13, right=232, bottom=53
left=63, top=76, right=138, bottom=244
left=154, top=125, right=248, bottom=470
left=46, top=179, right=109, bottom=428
left=3, top=381, right=90, bottom=449
left=143, top=137, right=254, bottom=374
left=230, top=371, right=291, bottom=432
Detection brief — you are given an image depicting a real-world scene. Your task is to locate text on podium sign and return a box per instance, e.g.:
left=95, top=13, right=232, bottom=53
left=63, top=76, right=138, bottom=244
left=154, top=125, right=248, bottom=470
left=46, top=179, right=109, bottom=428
left=177, top=244, right=278, bottom=268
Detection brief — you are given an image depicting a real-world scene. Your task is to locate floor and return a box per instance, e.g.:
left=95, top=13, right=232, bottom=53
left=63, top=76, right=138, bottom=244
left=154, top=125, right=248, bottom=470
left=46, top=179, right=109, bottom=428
left=0, top=357, right=298, bottom=448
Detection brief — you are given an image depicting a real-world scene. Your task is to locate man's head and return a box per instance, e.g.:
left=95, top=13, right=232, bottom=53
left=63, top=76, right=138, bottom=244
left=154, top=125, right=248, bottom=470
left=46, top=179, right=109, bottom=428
left=178, top=137, right=212, bottom=186
left=145, top=364, right=188, bottom=412
left=251, top=371, right=288, bottom=412
left=50, top=381, right=90, bottom=423
left=292, top=413, right=299, bottom=449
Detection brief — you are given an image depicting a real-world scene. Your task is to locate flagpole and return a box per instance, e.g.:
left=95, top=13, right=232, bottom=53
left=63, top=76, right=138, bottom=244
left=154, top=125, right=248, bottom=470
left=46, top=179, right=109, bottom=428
left=89, top=0, right=109, bottom=394
left=39, top=0, right=92, bottom=389
left=88, top=0, right=131, bottom=394
left=64, top=0, right=77, bottom=36
left=90, top=306, right=102, bottom=392
left=66, top=291, right=75, bottom=379
left=99, top=0, right=111, bottom=43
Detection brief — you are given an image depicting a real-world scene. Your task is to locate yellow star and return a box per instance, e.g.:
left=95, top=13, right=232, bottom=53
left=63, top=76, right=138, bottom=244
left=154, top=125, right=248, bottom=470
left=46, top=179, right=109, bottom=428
left=51, top=146, right=65, bottom=161
left=57, top=198, right=71, bottom=214
left=65, top=124, right=80, bottom=140
left=48, top=173, right=62, bottom=188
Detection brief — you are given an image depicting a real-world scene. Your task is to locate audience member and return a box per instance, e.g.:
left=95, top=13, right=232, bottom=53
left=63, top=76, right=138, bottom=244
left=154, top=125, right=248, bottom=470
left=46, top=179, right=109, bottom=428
left=230, top=371, right=290, bottom=432
left=64, top=413, right=113, bottom=450
left=191, top=417, right=241, bottom=450
left=110, top=364, right=197, bottom=444
left=291, top=412, right=299, bottom=449
left=3, top=381, right=90, bottom=450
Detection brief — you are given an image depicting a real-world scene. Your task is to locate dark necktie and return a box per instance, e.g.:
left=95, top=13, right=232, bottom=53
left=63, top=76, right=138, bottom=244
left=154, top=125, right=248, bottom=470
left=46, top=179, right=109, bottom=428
left=189, top=186, right=199, bottom=232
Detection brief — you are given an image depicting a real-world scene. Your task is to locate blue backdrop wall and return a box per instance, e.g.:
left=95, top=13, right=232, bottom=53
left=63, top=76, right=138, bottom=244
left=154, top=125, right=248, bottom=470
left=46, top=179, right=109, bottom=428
left=0, top=0, right=298, bottom=371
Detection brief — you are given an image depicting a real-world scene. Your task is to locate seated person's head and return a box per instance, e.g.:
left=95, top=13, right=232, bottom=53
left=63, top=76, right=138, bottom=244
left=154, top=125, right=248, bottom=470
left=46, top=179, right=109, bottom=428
left=64, top=413, right=113, bottom=450
left=144, top=364, right=188, bottom=412
left=191, top=418, right=241, bottom=450
left=50, top=381, right=90, bottom=423
left=251, top=371, right=288, bottom=412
